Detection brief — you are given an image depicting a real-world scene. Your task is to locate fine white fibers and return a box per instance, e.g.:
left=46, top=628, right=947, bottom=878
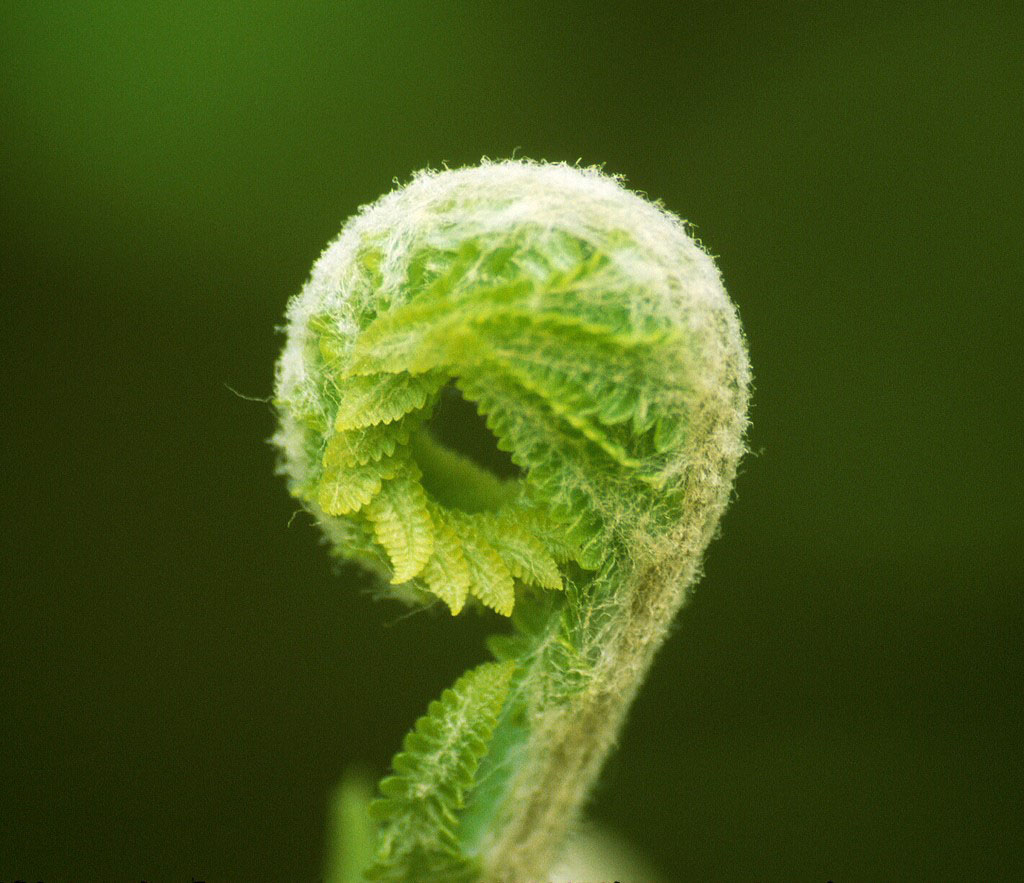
left=278, top=162, right=734, bottom=424
left=298, top=159, right=725, bottom=326
left=273, top=159, right=749, bottom=534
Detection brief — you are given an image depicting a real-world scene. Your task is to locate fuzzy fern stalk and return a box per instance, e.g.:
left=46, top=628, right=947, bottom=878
left=273, top=159, right=750, bottom=882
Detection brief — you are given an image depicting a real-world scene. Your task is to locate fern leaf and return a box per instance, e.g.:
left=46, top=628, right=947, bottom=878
left=478, top=512, right=563, bottom=591
left=350, top=280, right=662, bottom=381
left=596, top=382, right=640, bottom=425
left=366, top=475, right=435, bottom=583
left=448, top=514, right=516, bottom=615
left=521, top=506, right=579, bottom=565
left=494, top=357, right=643, bottom=469
left=333, top=371, right=444, bottom=431
left=366, top=661, right=516, bottom=882
left=356, top=300, right=654, bottom=469
left=420, top=508, right=472, bottom=614
left=348, top=280, right=533, bottom=375
left=654, top=411, right=688, bottom=453
left=317, top=453, right=405, bottom=516
left=322, top=414, right=420, bottom=470
left=455, top=370, right=580, bottom=484
left=563, top=509, right=609, bottom=570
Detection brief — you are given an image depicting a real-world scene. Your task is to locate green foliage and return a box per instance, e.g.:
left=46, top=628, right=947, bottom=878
left=365, top=661, right=516, bottom=882
left=283, top=229, right=691, bottom=614
left=420, top=506, right=473, bottom=614
left=280, top=224, right=699, bottom=617
left=276, top=161, right=750, bottom=882
left=334, top=372, right=447, bottom=432
left=324, top=771, right=376, bottom=883
left=365, top=473, right=435, bottom=584
left=318, top=452, right=407, bottom=516
left=441, top=513, right=516, bottom=616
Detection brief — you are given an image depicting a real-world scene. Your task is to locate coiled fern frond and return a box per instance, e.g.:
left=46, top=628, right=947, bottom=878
left=274, top=160, right=750, bottom=881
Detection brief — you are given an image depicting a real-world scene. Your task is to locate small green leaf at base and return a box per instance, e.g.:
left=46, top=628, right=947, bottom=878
left=365, top=661, right=516, bottom=882
left=323, top=769, right=376, bottom=883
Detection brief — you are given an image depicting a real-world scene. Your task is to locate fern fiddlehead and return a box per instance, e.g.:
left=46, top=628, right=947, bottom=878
left=274, top=160, right=750, bottom=881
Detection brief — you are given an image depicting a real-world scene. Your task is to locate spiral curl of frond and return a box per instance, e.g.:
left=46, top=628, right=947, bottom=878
left=276, top=160, right=751, bottom=882
left=274, top=160, right=747, bottom=619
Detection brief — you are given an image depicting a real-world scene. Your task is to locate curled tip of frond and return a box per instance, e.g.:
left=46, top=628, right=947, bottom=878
left=274, top=159, right=750, bottom=616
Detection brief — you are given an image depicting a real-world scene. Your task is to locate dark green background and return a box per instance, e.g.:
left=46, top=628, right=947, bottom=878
left=3, top=2, right=1021, bottom=879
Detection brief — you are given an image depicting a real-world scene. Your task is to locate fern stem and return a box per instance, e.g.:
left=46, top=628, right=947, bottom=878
left=482, top=447, right=739, bottom=880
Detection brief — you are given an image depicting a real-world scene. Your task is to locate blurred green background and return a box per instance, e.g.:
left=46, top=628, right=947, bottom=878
left=3, top=2, right=1021, bottom=879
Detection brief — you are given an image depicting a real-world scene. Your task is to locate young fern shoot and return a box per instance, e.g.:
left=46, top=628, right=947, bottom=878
left=274, top=160, right=750, bottom=882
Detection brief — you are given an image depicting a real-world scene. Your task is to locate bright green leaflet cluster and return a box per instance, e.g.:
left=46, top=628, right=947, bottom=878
left=280, top=234, right=692, bottom=616
left=274, top=160, right=750, bottom=881
left=366, top=661, right=515, bottom=882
